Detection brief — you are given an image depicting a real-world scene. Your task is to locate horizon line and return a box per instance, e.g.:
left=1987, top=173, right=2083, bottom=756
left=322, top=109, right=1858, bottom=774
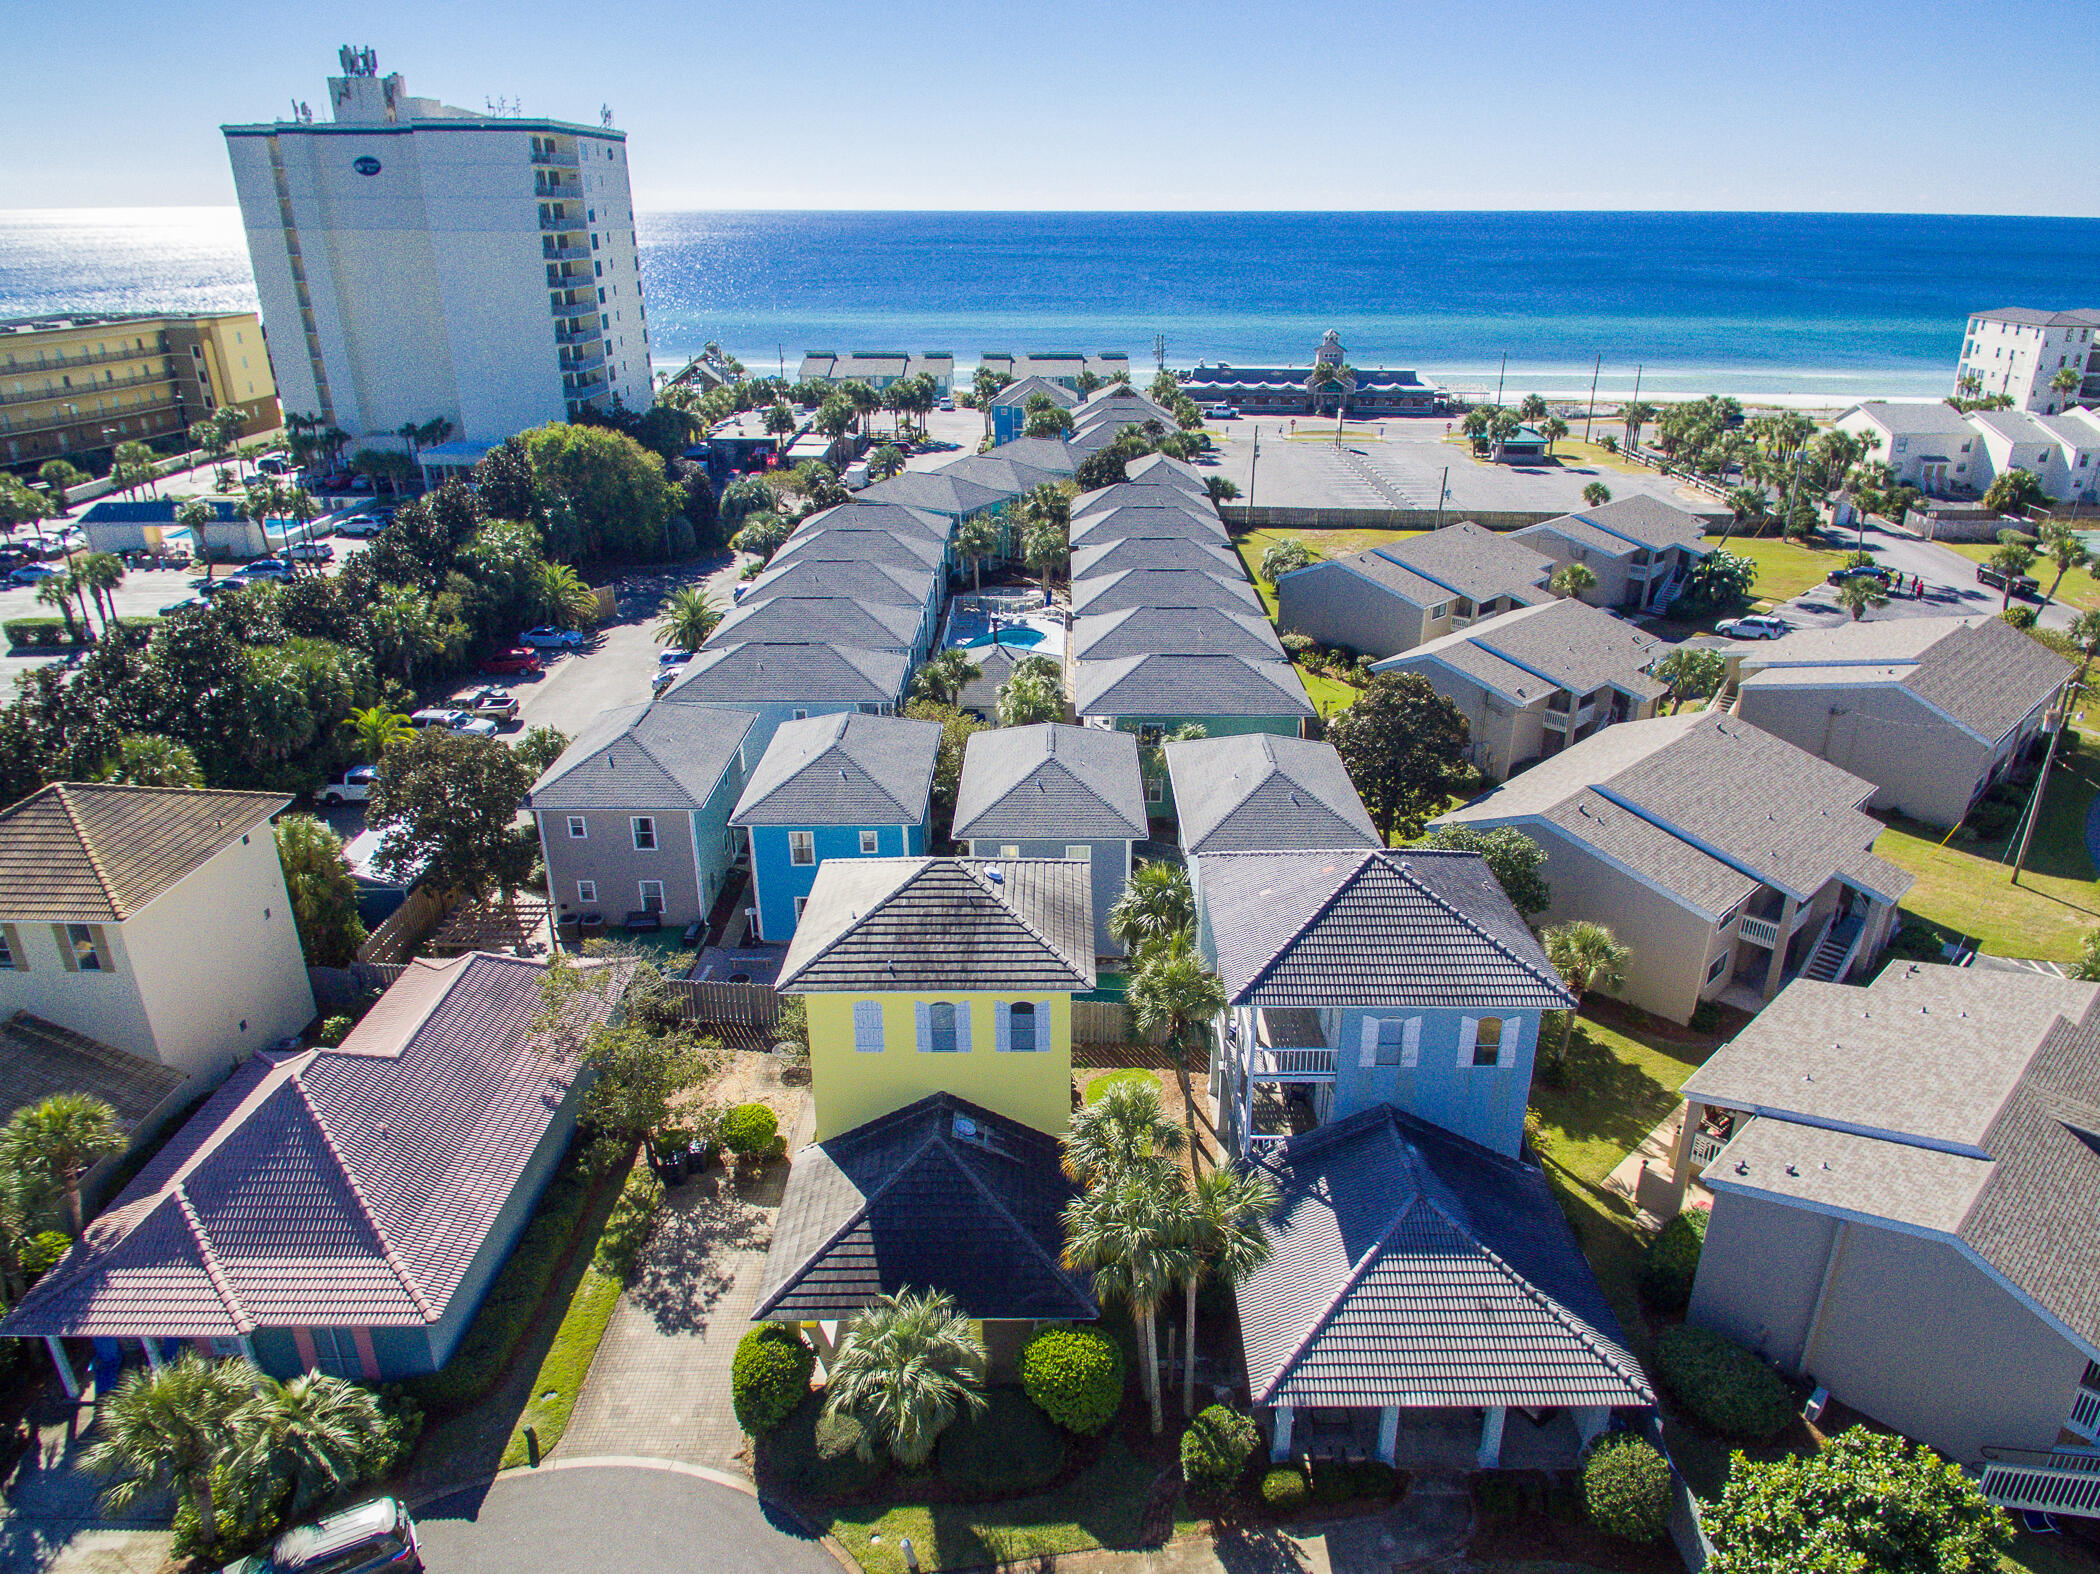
left=5, top=204, right=2100, bottom=222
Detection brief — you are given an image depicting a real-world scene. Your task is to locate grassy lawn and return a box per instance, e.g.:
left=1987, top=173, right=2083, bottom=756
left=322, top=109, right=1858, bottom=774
left=498, top=1267, right=621, bottom=1468
left=1544, top=437, right=1654, bottom=477
left=816, top=1440, right=1199, bottom=1574
left=1529, top=1008, right=1713, bottom=1189
left=1717, top=533, right=1854, bottom=608
left=1294, top=661, right=1360, bottom=717
left=1872, top=728, right=2100, bottom=961
left=1938, top=539, right=2100, bottom=613
left=2003, top=1534, right=2100, bottom=1573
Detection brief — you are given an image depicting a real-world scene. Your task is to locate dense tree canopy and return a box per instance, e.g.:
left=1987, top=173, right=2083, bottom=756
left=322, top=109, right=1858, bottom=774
left=366, top=729, right=535, bottom=898
left=523, top=424, right=678, bottom=562
left=1326, top=672, right=1471, bottom=841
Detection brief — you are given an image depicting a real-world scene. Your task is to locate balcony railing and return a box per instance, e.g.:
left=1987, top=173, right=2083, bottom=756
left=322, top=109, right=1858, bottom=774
left=560, top=353, right=607, bottom=376
left=530, top=150, right=580, bottom=169
left=538, top=210, right=584, bottom=233
left=1544, top=702, right=1598, bottom=732
left=541, top=245, right=591, bottom=262
left=553, top=328, right=602, bottom=347
left=546, top=268, right=594, bottom=291
left=1738, top=914, right=1782, bottom=948
left=1, top=371, right=177, bottom=410
left=0, top=343, right=169, bottom=376
left=1689, top=1126, right=1731, bottom=1167
left=2071, top=1385, right=2100, bottom=1439
left=534, top=179, right=583, bottom=200
left=1981, top=1449, right=2100, bottom=1514
left=1248, top=1045, right=1337, bottom=1080
left=550, top=296, right=600, bottom=319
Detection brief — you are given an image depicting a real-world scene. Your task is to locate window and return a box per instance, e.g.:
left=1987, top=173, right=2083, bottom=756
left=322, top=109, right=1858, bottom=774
left=794, top=896, right=808, bottom=922
left=638, top=881, right=664, bottom=913
left=792, top=708, right=809, bottom=720
left=1706, top=951, right=1730, bottom=983
left=1145, top=776, right=1165, bottom=804
left=631, top=816, right=656, bottom=851
left=310, top=1327, right=360, bottom=1379
left=1472, top=1017, right=1504, bottom=1067
left=1376, top=1018, right=1404, bottom=1065
left=853, top=1000, right=885, bottom=1053
left=999, top=844, right=1021, bottom=858
left=1429, top=602, right=1451, bottom=620
left=919, top=1000, right=967, bottom=1053
left=789, top=830, right=816, bottom=865
left=859, top=830, right=880, bottom=855
left=576, top=880, right=597, bottom=904
left=1064, top=845, right=1091, bottom=866
left=567, top=816, right=587, bottom=839
left=1361, top=1015, right=1419, bottom=1067
left=61, top=924, right=108, bottom=973
left=0, top=924, right=18, bottom=971
left=1006, top=1000, right=1039, bottom=1052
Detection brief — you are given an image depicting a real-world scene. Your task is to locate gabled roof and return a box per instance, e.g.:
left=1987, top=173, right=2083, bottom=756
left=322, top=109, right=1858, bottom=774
left=526, top=704, right=754, bottom=813
left=938, top=454, right=1067, bottom=496
left=1123, top=452, right=1210, bottom=491
left=1970, top=408, right=2060, bottom=447
left=0, top=954, right=626, bottom=1340
left=989, top=375, right=1079, bottom=410
left=856, top=470, right=1014, bottom=516
left=1972, top=307, right=2100, bottom=328
left=1074, top=653, right=1313, bottom=720
left=710, top=595, right=924, bottom=652
left=1365, top=523, right=1557, bottom=603
left=1837, top=400, right=1981, bottom=437
left=730, top=713, right=941, bottom=827
left=0, top=784, right=289, bottom=923
left=1069, top=535, right=1242, bottom=580
left=778, top=858, right=1094, bottom=992
left=1378, top=598, right=1665, bottom=703
left=1072, top=482, right=1217, bottom=520
left=1197, top=849, right=1572, bottom=1010
left=737, top=558, right=937, bottom=610
left=657, top=642, right=908, bottom=708
left=1166, top=735, right=1378, bottom=854
left=793, top=501, right=953, bottom=543
left=1069, top=503, right=1229, bottom=546
left=1437, top=712, right=1913, bottom=907
left=1070, top=605, right=1284, bottom=663
left=1070, top=568, right=1262, bottom=617
left=1533, top=494, right=1710, bottom=555
left=755, top=1093, right=1093, bottom=1322
left=1238, top=1106, right=1650, bottom=1409
left=984, top=436, right=1078, bottom=475
left=952, top=724, right=1147, bottom=842
left=770, top=526, right=945, bottom=573
left=0, top=1013, right=186, bottom=1135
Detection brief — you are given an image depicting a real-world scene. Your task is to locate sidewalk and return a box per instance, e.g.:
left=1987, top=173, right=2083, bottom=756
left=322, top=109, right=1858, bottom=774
left=1600, top=1100, right=1710, bottom=1227
left=0, top=1378, right=173, bottom=1574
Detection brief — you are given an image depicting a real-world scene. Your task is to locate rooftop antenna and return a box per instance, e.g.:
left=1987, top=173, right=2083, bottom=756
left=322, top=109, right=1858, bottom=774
left=600, top=104, right=615, bottom=128
left=485, top=94, right=522, bottom=116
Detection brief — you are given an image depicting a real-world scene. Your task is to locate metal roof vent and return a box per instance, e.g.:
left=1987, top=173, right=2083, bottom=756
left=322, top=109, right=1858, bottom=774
left=985, top=863, right=1004, bottom=884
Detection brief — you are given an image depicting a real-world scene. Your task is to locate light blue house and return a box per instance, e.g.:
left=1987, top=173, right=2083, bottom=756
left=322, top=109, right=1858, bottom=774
left=1196, top=848, right=1573, bottom=1160
left=730, top=713, right=942, bottom=944
left=989, top=377, right=1079, bottom=444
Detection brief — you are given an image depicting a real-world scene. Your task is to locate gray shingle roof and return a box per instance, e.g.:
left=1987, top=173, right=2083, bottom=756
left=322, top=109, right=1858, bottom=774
left=1197, top=848, right=1573, bottom=1010
left=1071, top=605, right=1284, bottom=663
left=1069, top=503, right=1230, bottom=547
left=1237, top=1106, right=1651, bottom=1408
left=730, top=713, right=941, bottom=827
left=1074, top=654, right=1313, bottom=720
left=1438, top=712, right=1913, bottom=906
left=0, top=1013, right=186, bottom=1135
left=526, top=703, right=754, bottom=813
left=0, top=784, right=290, bottom=923
left=1842, top=400, right=1985, bottom=436
left=737, top=558, right=937, bottom=610
left=1166, top=735, right=1379, bottom=853
left=1537, top=494, right=1709, bottom=554
left=952, top=724, right=1147, bottom=842
left=710, top=596, right=924, bottom=652
left=938, top=455, right=1066, bottom=497
left=989, top=376, right=1078, bottom=410
left=1371, top=523, right=1557, bottom=603
left=1072, top=484, right=1218, bottom=521
left=1538, top=790, right=1758, bottom=918
left=1124, top=452, right=1209, bottom=490
left=778, top=858, right=1094, bottom=992
left=755, top=1092, right=1093, bottom=1322
left=1069, top=536, right=1242, bottom=580
left=658, top=642, right=908, bottom=708
left=1380, top=598, right=1664, bottom=701
left=794, top=501, right=953, bottom=543
left=770, top=526, right=946, bottom=573
left=985, top=436, right=1078, bottom=475
left=856, top=470, right=1014, bottom=515
left=0, top=953, right=627, bottom=1340
left=1070, top=569, right=1262, bottom=617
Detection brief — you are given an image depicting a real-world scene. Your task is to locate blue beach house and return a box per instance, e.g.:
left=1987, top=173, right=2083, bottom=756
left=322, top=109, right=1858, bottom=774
left=730, top=713, right=942, bottom=944
left=1196, top=848, right=1574, bottom=1160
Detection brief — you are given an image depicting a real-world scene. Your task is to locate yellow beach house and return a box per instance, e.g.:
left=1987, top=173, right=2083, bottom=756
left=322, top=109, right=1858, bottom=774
left=775, top=857, right=1095, bottom=1141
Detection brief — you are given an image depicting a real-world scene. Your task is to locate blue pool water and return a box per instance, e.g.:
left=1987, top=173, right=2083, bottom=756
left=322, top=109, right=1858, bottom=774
left=960, top=627, right=1048, bottom=649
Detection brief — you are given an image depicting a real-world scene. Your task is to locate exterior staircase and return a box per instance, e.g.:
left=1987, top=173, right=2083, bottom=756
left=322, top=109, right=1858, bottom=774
left=1805, top=913, right=1865, bottom=983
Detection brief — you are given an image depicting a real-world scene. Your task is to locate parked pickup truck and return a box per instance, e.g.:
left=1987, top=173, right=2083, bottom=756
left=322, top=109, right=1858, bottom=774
left=1976, top=562, right=2041, bottom=600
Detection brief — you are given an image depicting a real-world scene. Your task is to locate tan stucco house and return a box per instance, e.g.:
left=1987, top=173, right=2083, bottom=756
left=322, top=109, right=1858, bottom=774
left=1730, top=615, right=2071, bottom=828
left=1373, top=598, right=1667, bottom=779
left=1512, top=495, right=1712, bottom=613
left=1433, top=713, right=1912, bottom=1025
left=1275, top=523, right=1556, bottom=659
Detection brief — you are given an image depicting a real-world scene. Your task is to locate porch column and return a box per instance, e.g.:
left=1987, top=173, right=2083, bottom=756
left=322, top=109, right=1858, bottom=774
left=1477, top=1406, right=1506, bottom=1469
left=1574, top=1406, right=1609, bottom=1447
left=1668, top=1099, right=1706, bottom=1195
left=1376, top=1406, right=1399, bottom=1466
left=44, top=1337, right=79, bottom=1401
left=1270, top=1404, right=1295, bottom=1462
left=1761, top=896, right=1799, bottom=1000
left=141, top=1338, right=164, bottom=1374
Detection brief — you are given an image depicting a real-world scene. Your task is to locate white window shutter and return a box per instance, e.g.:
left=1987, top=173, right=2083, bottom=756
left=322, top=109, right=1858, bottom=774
left=1358, top=1017, right=1380, bottom=1068
left=1504, top=1015, right=1526, bottom=1063
left=995, top=1001, right=1011, bottom=1052
left=1040, top=1000, right=1056, bottom=1050
left=915, top=1000, right=931, bottom=1052
left=1457, top=1016, right=1478, bottom=1068
left=1402, top=1017, right=1421, bottom=1068
left=854, top=1000, right=883, bottom=1053
left=955, top=1000, right=973, bottom=1052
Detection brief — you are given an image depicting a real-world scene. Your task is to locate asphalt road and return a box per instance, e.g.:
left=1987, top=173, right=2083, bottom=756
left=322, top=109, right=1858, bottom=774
left=411, top=1465, right=838, bottom=1574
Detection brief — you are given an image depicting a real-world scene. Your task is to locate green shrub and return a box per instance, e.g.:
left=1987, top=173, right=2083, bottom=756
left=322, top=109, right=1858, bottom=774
left=1310, top=1457, right=1357, bottom=1504
left=171, top=1464, right=292, bottom=1563
left=1689, top=999, right=1724, bottom=1034
left=1656, top=1324, right=1796, bottom=1440
left=1279, top=632, right=1315, bottom=658
left=1638, top=1207, right=1709, bottom=1314
left=3, top=618, right=88, bottom=649
left=937, top=1387, right=1066, bottom=1494
left=732, top=1322, right=814, bottom=1436
left=20, top=1230, right=70, bottom=1281
left=1019, top=1325, right=1125, bottom=1434
left=721, top=1101, right=779, bottom=1157
left=1180, top=1404, right=1259, bottom=1494
left=760, top=1393, right=886, bottom=1499
left=1583, top=1433, right=1672, bottom=1542
left=593, top=1163, right=665, bottom=1278
left=1260, top=1466, right=1309, bottom=1514
left=316, top=1015, right=354, bottom=1047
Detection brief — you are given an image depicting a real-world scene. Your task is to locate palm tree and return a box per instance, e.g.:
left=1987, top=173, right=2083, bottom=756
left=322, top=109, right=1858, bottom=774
left=822, top=1289, right=986, bottom=1467
left=2052, top=367, right=2082, bottom=414
left=76, top=553, right=125, bottom=631
left=1019, top=486, right=1071, bottom=592
left=536, top=561, right=599, bottom=630
left=1105, top=859, right=1194, bottom=959
left=174, top=498, right=218, bottom=576
left=97, top=735, right=204, bottom=787
left=0, top=1162, right=57, bottom=1301
left=1062, top=1171, right=1191, bottom=1433
left=1835, top=575, right=1889, bottom=621
left=653, top=586, right=722, bottom=652
left=1175, top=1167, right=1278, bottom=1416
left=345, top=704, right=415, bottom=765
left=1581, top=481, right=1612, bottom=508
left=1061, top=1077, right=1184, bottom=1189
left=2066, top=610, right=2100, bottom=708
left=1723, top=487, right=1770, bottom=542
left=368, top=586, right=447, bottom=682
left=1126, top=934, right=1227, bottom=1170
left=2039, top=522, right=2091, bottom=608
left=1517, top=394, right=1548, bottom=424
left=994, top=663, right=1063, bottom=727
left=1550, top=563, right=1597, bottom=600
left=232, top=1373, right=390, bottom=1517
left=1985, top=529, right=2039, bottom=610
left=908, top=647, right=980, bottom=707
left=82, top=1356, right=255, bottom=1535
left=1621, top=401, right=1658, bottom=452
left=1542, top=921, right=1631, bottom=1066
left=0, top=1092, right=123, bottom=1236
left=955, top=513, right=1002, bottom=592
left=34, top=576, right=79, bottom=642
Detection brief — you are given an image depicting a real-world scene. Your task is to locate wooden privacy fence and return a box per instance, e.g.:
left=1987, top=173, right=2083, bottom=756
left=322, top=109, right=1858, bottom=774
left=1072, top=1001, right=1170, bottom=1046
left=356, top=885, right=455, bottom=966
left=663, top=979, right=781, bottom=1027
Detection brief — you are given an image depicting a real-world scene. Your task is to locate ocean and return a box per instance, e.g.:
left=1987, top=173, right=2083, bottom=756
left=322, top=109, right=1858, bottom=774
left=6, top=208, right=2099, bottom=401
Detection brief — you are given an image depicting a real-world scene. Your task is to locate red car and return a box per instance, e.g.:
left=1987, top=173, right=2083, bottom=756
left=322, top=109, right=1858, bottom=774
left=480, top=647, right=542, bottom=677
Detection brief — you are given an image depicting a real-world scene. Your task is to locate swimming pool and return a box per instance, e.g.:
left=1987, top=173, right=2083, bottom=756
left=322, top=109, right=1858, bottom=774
left=943, top=593, right=1067, bottom=657
left=960, top=627, right=1048, bottom=649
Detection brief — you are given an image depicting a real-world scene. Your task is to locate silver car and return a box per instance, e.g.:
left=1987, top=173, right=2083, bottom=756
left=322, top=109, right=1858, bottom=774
left=411, top=707, right=499, bottom=739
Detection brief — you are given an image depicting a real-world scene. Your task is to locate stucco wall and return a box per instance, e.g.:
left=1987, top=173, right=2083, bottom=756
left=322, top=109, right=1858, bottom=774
left=540, top=807, right=704, bottom=926
left=1690, top=1187, right=1839, bottom=1370
left=1329, top=1005, right=1544, bottom=1157
left=749, top=820, right=927, bottom=943
left=805, top=990, right=1072, bottom=1139
left=1110, top=716, right=1302, bottom=815
left=968, top=838, right=1129, bottom=957
left=1736, top=681, right=1993, bottom=827
left=1276, top=562, right=1430, bottom=658
left=1509, top=526, right=1637, bottom=607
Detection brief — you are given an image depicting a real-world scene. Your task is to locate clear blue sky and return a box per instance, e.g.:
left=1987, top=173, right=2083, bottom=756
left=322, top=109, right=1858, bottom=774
left=14, top=0, right=2091, bottom=214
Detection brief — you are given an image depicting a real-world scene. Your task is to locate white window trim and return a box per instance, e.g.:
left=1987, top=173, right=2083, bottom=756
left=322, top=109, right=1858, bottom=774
left=859, top=829, right=880, bottom=855
left=1064, top=845, right=1091, bottom=864
left=576, top=880, right=597, bottom=904
left=996, top=999, right=1049, bottom=1052
left=567, top=815, right=587, bottom=839
left=631, top=816, right=657, bottom=851
left=915, top=999, right=971, bottom=1053
left=1457, top=1016, right=1478, bottom=1067
left=788, top=830, right=816, bottom=866
left=638, top=880, right=665, bottom=912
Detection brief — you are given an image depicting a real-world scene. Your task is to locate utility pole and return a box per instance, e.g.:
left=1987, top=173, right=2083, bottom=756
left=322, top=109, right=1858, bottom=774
left=2012, top=701, right=2070, bottom=885
left=1249, top=428, right=1260, bottom=516
left=778, top=343, right=785, bottom=381
left=1494, top=352, right=1507, bottom=409
left=1154, top=333, right=1166, bottom=373
left=1435, top=466, right=1449, bottom=530
left=1628, top=365, right=1644, bottom=452
left=1583, top=354, right=1602, bottom=443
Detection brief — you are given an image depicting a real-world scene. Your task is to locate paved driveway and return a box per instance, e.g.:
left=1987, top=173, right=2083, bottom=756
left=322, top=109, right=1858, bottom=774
left=413, top=1463, right=836, bottom=1574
